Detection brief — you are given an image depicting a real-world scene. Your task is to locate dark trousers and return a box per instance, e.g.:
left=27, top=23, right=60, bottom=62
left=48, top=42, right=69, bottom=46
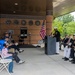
left=70, top=48, right=75, bottom=61
left=8, top=45, right=20, bottom=52
left=13, top=52, right=20, bottom=63
left=8, top=45, right=21, bottom=63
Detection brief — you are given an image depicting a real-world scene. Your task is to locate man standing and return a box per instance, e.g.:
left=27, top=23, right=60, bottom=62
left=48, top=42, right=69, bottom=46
left=53, top=27, right=60, bottom=54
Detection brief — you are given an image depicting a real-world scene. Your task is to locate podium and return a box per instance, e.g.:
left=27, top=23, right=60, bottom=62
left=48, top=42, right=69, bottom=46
left=45, top=36, right=56, bottom=55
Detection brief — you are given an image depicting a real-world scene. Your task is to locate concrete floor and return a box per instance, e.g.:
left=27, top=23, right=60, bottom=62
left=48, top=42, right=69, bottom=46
left=0, top=47, right=75, bottom=75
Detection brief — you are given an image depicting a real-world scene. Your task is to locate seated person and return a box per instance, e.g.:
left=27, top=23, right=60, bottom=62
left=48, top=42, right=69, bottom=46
left=1, top=44, right=13, bottom=73
left=12, top=50, right=25, bottom=64
left=0, top=39, right=6, bottom=51
left=70, top=34, right=75, bottom=64
left=0, top=37, right=24, bottom=53
left=9, top=40, right=24, bottom=53
left=0, top=39, right=6, bottom=57
left=8, top=45, right=25, bottom=64
left=63, top=45, right=71, bottom=61
left=62, top=35, right=73, bottom=60
left=0, top=37, right=25, bottom=64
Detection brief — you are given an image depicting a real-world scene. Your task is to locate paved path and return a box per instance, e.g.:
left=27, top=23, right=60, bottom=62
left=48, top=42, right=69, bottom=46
left=0, top=48, right=75, bottom=75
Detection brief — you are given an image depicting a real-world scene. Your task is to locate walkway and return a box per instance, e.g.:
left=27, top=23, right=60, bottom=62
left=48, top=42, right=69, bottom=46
left=0, top=48, right=75, bottom=75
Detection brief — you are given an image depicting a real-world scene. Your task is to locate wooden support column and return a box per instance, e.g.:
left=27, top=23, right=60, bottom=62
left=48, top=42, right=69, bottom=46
left=46, top=0, right=53, bottom=36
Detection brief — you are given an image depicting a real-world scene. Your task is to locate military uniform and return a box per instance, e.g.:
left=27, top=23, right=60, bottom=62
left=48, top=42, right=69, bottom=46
left=70, top=39, right=75, bottom=63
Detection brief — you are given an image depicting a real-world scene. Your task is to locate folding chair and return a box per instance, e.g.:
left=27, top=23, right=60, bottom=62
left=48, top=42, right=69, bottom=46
left=38, top=40, right=44, bottom=47
left=0, top=56, right=12, bottom=75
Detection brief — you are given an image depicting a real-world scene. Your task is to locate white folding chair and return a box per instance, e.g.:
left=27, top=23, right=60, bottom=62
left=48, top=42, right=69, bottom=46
left=38, top=40, right=44, bottom=47
left=0, top=56, right=12, bottom=75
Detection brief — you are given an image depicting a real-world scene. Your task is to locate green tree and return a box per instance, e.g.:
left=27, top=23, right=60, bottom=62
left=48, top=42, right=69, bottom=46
left=66, top=22, right=75, bottom=35
left=53, top=18, right=63, bottom=33
left=53, top=13, right=75, bottom=37
left=57, top=14, right=74, bottom=24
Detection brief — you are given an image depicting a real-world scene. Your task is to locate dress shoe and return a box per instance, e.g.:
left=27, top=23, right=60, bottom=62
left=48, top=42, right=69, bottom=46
left=64, top=58, right=69, bottom=61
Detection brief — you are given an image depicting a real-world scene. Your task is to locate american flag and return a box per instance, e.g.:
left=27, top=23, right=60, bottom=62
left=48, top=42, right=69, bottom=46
left=40, top=20, right=46, bottom=39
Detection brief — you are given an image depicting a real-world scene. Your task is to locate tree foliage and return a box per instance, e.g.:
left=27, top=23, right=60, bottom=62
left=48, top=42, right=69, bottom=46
left=53, top=13, right=75, bottom=37
left=57, top=14, right=74, bottom=24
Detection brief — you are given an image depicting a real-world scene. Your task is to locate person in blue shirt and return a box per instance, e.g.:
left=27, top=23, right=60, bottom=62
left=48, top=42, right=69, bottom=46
left=0, top=38, right=8, bottom=58
left=0, top=39, right=6, bottom=51
left=0, top=37, right=25, bottom=64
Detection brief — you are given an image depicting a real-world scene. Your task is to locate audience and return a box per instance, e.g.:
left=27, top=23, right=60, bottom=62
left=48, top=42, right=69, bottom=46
left=70, top=34, right=75, bottom=64
left=62, top=35, right=73, bottom=61
left=0, top=35, right=25, bottom=64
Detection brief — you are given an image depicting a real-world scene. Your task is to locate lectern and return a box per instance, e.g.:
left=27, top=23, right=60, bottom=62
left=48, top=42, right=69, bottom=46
left=45, top=36, right=56, bottom=55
